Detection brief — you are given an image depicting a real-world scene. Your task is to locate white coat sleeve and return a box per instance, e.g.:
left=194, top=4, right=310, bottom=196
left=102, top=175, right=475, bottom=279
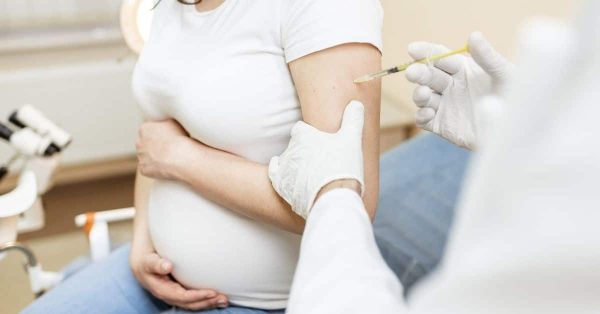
left=287, top=15, right=600, bottom=314
left=409, top=17, right=600, bottom=314
left=286, top=189, right=406, bottom=314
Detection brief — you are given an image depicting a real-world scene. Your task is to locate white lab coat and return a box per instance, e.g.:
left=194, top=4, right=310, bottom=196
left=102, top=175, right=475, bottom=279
left=286, top=4, right=600, bottom=313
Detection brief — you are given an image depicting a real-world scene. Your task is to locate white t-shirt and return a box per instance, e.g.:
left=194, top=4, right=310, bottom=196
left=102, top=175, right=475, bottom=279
left=132, top=0, right=383, bottom=309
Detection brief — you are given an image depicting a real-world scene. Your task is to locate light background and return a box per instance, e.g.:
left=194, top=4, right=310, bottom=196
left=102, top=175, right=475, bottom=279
left=380, top=0, right=580, bottom=126
left=0, top=0, right=582, bottom=165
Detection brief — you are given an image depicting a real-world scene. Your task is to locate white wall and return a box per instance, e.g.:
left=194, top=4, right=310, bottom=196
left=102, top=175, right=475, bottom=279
left=0, top=0, right=121, bottom=30
left=0, top=0, right=583, bottom=167
left=0, top=56, right=142, bottom=166
left=0, top=2, right=137, bottom=168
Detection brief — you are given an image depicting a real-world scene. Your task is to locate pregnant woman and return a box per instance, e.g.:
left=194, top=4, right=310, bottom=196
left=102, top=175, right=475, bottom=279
left=23, top=0, right=383, bottom=312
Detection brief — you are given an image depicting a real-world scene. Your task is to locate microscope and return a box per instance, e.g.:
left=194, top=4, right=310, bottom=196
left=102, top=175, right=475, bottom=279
left=0, top=105, right=71, bottom=297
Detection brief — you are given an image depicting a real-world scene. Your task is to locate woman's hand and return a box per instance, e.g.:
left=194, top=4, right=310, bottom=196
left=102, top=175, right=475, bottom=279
left=130, top=170, right=227, bottom=310
left=136, top=119, right=193, bottom=180
left=130, top=250, right=228, bottom=310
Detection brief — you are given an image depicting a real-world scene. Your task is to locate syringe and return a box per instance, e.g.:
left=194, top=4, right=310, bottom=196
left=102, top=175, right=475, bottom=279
left=354, top=45, right=470, bottom=83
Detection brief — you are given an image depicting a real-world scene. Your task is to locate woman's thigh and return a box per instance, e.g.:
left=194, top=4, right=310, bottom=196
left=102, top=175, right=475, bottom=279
left=374, top=134, right=471, bottom=293
left=22, top=244, right=164, bottom=314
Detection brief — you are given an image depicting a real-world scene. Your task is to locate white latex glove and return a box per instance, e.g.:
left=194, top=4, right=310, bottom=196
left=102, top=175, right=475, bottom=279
left=268, top=101, right=365, bottom=219
left=405, top=32, right=513, bottom=150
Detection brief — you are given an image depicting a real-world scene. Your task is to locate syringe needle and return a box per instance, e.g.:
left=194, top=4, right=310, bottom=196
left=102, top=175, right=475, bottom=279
left=354, top=45, right=470, bottom=83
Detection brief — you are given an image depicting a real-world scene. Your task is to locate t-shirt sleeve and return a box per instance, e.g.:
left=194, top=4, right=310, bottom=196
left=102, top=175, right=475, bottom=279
left=282, top=0, right=384, bottom=63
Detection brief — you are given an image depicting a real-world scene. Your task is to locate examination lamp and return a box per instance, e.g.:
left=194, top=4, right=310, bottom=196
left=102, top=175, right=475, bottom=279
left=120, top=0, right=155, bottom=54
left=9, top=105, right=72, bottom=151
left=0, top=122, right=58, bottom=157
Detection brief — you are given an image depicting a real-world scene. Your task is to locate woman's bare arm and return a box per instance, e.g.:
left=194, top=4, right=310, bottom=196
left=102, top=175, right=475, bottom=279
left=166, top=43, right=382, bottom=233
left=288, top=43, right=381, bottom=217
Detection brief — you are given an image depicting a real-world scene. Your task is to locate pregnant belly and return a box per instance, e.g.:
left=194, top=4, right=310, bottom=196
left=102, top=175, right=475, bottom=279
left=148, top=180, right=301, bottom=309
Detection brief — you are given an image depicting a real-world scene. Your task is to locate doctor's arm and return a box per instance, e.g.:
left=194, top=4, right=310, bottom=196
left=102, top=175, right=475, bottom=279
left=268, top=101, right=405, bottom=313
left=136, top=43, right=381, bottom=234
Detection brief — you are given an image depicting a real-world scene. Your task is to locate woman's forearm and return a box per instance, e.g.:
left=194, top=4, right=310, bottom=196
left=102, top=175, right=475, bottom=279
left=171, top=141, right=305, bottom=234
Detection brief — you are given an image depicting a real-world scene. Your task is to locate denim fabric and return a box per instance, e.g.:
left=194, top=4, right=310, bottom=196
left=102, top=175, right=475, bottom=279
left=22, top=244, right=284, bottom=314
left=375, top=134, right=470, bottom=295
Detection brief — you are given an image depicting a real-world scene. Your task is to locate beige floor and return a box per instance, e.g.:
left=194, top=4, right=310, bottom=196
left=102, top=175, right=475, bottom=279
left=0, top=222, right=133, bottom=314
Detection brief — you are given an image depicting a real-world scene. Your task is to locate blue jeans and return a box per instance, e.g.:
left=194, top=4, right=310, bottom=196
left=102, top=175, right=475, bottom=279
left=22, top=244, right=284, bottom=314
left=374, top=134, right=470, bottom=294
left=23, top=134, right=469, bottom=313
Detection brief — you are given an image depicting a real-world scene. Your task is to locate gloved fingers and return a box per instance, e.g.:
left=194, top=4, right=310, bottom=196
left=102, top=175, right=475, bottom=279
left=415, top=107, right=436, bottom=128
left=268, top=156, right=280, bottom=182
left=408, top=41, right=464, bottom=75
left=413, top=86, right=442, bottom=110
left=408, top=41, right=448, bottom=60
left=406, top=63, right=452, bottom=93
left=412, top=85, right=433, bottom=107
left=427, top=66, right=452, bottom=93
left=468, top=32, right=511, bottom=80
left=339, top=100, right=365, bottom=137
left=427, top=92, right=442, bottom=111
left=405, top=63, right=429, bottom=85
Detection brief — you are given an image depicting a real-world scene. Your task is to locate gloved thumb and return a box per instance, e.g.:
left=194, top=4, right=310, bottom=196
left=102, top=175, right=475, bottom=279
left=268, top=156, right=281, bottom=187
left=338, top=100, right=365, bottom=137
left=290, top=120, right=319, bottom=138
left=468, top=32, right=511, bottom=81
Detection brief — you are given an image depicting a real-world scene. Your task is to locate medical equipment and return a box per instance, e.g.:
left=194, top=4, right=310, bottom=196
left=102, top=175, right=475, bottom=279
left=0, top=106, right=64, bottom=186
left=9, top=105, right=72, bottom=151
left=0, top=165, right=7, bottom=181
left=0, top=171, right=64, bottom=297
left=0, top=121, right=59, bottom=157
left=0, top=154, right=19, bottom=183
left=74, top=207, right=135, bottom=261
left=1, top=105, right=67, bottom=232
left=1, top=102, right=135, bottom=299
left=354, top=45, right=470, bottom=83
left=0, top=106, right=71, bottom=297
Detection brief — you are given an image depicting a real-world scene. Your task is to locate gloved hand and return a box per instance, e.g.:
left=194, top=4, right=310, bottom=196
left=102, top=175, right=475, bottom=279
left=405, top=32, right=513, bottom=150
left=269, top=101, right=365, bottom=219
